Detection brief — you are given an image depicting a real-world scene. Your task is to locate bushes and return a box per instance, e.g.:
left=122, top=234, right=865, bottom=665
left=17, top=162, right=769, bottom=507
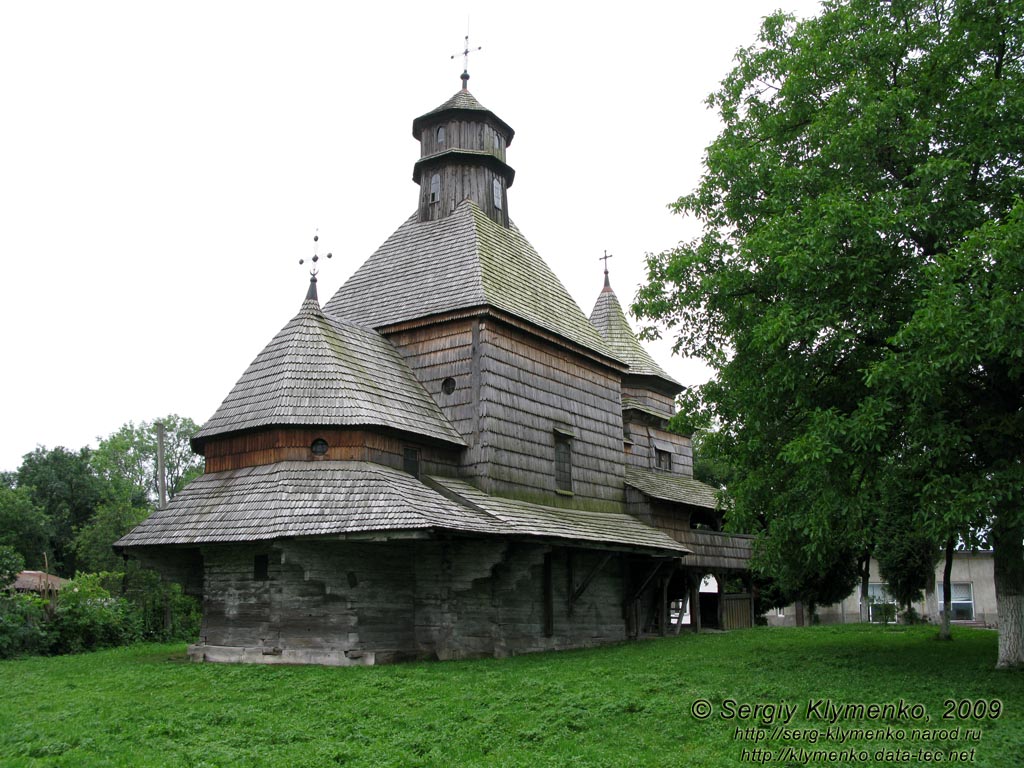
left=0, top=569, right=200, bottom=659
left=0, top=591, right=52, bottom=658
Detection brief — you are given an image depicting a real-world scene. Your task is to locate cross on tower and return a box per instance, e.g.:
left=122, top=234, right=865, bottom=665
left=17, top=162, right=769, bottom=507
left=299, top=229, right=332, bottom=277
left=451, top=34, right=482, bottom=90
left=600, top=251, right=613, bottom=289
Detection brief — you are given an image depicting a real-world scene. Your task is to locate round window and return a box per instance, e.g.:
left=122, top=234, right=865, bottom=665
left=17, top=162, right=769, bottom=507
left=311, top=438, right=329, bottom=456
left=441, top=377, right=456, bottom=395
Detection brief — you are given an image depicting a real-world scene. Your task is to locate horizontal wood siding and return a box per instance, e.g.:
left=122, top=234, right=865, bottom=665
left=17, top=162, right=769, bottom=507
left=622, top=386, right=675, bottom=417
left=195, top=538, right=637, bottom=663
left=624, top=423, right=695, bottom=478
left=479, top=322, right=625, bottom=506
left=383, top=319, right=476, bottom=440
left=203, top=427, right=459, bottom=475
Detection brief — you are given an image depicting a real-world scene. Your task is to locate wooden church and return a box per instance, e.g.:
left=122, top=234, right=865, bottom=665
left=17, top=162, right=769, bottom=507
left=117, top=73, right=753, bottom=665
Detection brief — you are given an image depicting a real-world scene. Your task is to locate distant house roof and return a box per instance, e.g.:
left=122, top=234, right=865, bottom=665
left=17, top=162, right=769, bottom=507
left=13, top=571, right=68, bottom=593
left=192, top=295, right=466, bottom=451
left=412, top=89, right=514, bottom=143
left=589, top=279, right=681, bottom=393
left=324, top=201, right=621, bottom=367
left=115, top=461, right=689, bottom=557
left=624, top=466, right=719, bottom=510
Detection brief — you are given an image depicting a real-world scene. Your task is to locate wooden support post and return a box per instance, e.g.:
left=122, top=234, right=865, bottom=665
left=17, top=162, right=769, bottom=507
left=566, top=549, right=575, bottom=617
left=660, top=575, right=669, bottom=637
left=717, top=573, right=725, bottom=630
left=625, top=559, right=668, bottom=607
left=690, top=575, right=702, bottom=633
left=543, top=552, right=554, bottom=637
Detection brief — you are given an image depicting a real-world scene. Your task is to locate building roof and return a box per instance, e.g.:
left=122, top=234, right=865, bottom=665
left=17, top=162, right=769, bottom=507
left=589, top=279, right=681, bottom=391
left=412, top=89, right=514, bottom=143
left=193, top=294, right=466, bottom=450
left=13, top=571, right=68, bottom=592
left=429, top=476, right=691, bottom=556
left=624, top=466, right=719, bottom=510
left=115, top=462, right=690, bottom=557
left=324, top=201, right=620, bottom=365
left=115, top=462, right=497, bottom=545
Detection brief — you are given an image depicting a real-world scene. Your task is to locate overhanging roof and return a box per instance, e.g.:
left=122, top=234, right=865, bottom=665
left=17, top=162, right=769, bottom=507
left=625, top=466, right=719, bottom=510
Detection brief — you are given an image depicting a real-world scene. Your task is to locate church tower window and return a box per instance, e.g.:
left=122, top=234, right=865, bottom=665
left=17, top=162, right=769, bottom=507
left=554, top=433, right=573, bottom=493
left=436, top=125, right=445, bottom=146
left=493, top=178, right=503, bottom=210
left=429, top=173, right=440, bottom=204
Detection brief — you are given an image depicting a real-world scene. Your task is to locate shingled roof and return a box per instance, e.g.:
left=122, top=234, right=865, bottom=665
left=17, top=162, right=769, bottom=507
left=624, top=466, right=719, bottom=511
left=193, top=292, right=466, bottom=450
left=589, top=278, right=681, bottom=391
left=115, top=461, right=689, bottom=557
left=412, top=89, right=514, bottom=143
left=324, top=201, right=620, bottom=365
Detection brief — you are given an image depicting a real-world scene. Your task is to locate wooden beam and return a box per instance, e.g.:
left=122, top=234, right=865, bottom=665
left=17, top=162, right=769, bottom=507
left=543, top=552, right=554, bottom=637
left=625, top=559, right=669, bottom=606
left=570, top=553, right=612, bottom=613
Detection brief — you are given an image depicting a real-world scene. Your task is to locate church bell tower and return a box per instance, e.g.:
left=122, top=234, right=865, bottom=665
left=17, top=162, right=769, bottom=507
left=411, top=68, right=515, bottom=227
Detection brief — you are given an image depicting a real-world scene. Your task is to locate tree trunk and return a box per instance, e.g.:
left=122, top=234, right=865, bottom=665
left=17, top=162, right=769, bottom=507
left=993, top=517, right=1024, bottom=669
left=858, top=553, right=871, bottom=623
left=794, top=600, right=804, bottom=627
left=938, top=536, right=954, bottom=641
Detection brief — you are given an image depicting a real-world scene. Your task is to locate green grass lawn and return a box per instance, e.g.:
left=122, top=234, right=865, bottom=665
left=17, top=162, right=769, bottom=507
left=0, top=625, right=1020, bottom=767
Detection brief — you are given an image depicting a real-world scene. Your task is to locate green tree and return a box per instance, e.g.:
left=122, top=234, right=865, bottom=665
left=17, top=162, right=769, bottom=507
left=635, top=0, right=1023, bottom=666
left=16, top=446, right=106, bottom=576
left=73, top=502, right=149, bottom=574
left=0, top=486, right=52, bottom=569
left=92, top=415, right=203, bottom=506
left=0, top=546, right=24, bottom=589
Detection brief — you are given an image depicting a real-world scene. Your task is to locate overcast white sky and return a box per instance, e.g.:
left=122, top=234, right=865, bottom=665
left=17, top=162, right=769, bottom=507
left=0, top=1, right=824, bottom=472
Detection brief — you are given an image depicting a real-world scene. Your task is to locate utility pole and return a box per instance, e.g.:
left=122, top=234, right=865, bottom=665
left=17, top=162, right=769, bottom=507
left=156, top=420, right=167, bottom=510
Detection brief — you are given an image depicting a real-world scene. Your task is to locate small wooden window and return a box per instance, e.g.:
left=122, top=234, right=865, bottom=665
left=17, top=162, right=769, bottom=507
left=441, top=376, right=456, bottom=395
left=429, top=173, right=440, bottom=204
left=254, top=554, right=270, bottom=581
left=492, top=178, right=503, bottom=210
left=311, top=438, right=328, bottom=456
left=655, top=448, right=671, bottom=471
left=436, top=125, right=445, bottom=146
left=554, top=434, right=572, bottom=493
left=403, top=447, right=420, bottom=477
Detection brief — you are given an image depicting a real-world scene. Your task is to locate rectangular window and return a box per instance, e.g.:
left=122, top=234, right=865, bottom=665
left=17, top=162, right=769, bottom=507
left=655, top=448, right=672, bottom=471
left=403, top=447, right=420, bottom=477
left=939, top=582, right=975, bottom=621
left=775, top=606, right=785, bottom=618
left=865, top=582, right=897, bottom=623
left=254, top=554, right=270, bottom=581
left=554, top=434, right=573, bottom=493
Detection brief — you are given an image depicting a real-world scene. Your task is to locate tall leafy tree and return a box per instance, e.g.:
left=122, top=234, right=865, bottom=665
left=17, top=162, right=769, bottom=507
left=16, top=446, right=106, bottom=576
left=0, top=486, right=52, bottom=569
left=635, top=0, right=1023, bottom=666
left=91, top=415, right=204, bottom=506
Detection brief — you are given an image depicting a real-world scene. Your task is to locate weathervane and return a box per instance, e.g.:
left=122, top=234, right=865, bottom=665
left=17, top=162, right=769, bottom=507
left=452, top=33, right=481, bottom=89
left=299, top=230, right=332, bottom=301
left=600, top=250, right=613, bottom=288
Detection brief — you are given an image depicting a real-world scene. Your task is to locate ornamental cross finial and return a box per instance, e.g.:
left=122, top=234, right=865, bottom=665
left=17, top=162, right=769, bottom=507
left=299, top=229, right=332, bottom=302
left=600, top=250, right=613, bottom=289
left=451, top=34, right=481, bottom=90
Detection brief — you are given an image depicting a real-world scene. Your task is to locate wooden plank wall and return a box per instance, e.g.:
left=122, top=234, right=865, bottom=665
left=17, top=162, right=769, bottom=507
left=622, top=385, right=675, bottom=417
left=419, top=118, right=507, bottom=160
left=623, top=421, right=695, bottom=478
left=203, top=427, right=460, bottom=476
left=479, top=321, right=626, bottom=507
left=195, top=539, right=636, bottom=663
left=384, top=319, right=481, bottom=470
left=419, top=162, right=508, bottom=226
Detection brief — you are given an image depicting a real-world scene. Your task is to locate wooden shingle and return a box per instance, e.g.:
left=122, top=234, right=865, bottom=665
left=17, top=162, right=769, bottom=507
left=193, top=295, right=466, bottom=450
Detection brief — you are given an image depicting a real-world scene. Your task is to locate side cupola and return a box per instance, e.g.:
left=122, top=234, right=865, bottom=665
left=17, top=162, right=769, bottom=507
left=412, top=80, right=515, bottom=227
